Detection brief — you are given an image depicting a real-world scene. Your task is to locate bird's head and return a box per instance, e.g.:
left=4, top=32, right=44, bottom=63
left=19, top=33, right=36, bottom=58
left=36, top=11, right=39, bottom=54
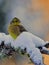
left=10, top=17, right=21, bottom=26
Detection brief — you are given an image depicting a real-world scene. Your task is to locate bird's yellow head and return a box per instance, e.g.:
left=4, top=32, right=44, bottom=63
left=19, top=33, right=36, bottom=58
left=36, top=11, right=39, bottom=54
left=10, top=17, right=21, bottom=26
left=8, top=17, right=21, bottom=39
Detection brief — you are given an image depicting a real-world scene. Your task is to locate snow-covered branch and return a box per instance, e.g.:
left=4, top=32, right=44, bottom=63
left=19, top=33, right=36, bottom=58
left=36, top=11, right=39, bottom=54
left=0, top=32, right=49, bottom=65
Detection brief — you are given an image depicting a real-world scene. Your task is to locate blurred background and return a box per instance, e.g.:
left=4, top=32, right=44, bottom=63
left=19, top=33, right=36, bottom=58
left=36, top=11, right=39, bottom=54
left=0, top=0, right=49, bottom=65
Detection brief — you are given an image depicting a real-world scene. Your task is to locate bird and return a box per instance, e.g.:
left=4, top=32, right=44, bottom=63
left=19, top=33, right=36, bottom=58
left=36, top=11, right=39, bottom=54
left=8, top=17, right=27, bottom=39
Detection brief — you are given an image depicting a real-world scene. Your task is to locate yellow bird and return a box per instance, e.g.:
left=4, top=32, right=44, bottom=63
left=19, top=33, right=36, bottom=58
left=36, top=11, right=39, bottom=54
left=8, top=17, right=27, bottom=39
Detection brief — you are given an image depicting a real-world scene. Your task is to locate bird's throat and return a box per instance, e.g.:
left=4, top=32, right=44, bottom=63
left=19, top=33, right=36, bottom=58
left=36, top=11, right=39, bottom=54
left=10, top=32, right=18, bottom=39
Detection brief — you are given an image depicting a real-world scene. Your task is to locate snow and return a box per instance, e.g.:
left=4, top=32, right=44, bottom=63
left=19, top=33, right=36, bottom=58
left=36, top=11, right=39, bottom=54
left=29, top=48, right=44, bottom=65
left=0, top=32, right=45, bottom=65
left=0, top=33, right=6, bottom=44
left=0, top=33, right=14, bottom=47
left=11, top=32, right=44, bottom=65
left=11, top=32, right=46, bottom=49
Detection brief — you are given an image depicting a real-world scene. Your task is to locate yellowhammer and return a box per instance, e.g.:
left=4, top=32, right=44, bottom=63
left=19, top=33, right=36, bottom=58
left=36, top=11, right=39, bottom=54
left=8, top=17, right=27, bottom=39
